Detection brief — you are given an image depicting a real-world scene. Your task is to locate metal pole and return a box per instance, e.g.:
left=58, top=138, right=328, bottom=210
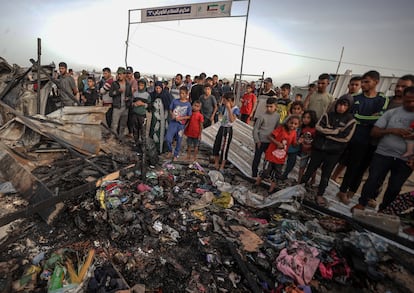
left=332, top=46, right=345, bottom=94
left=37, top=38, right=41, bottom=114
left=335, top=46, right=344, bottom=75
left=237, top=0, right=251, bottom=104
left=125, top=10, right=131, bottom=67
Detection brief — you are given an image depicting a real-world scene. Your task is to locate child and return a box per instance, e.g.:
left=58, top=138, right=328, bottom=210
left=81, top=76, right=99, bottom=106
left=281, top=101, right=305, bottom=181
left=200, top=84, right=218, bottom=128
left=402, top=120, right=414, bottom=157
left=240, top=84, right=257, bottom=124
left=297, top=110, right=317, bottom=183
left=131, top=79, right=151, bottom=153
left=252, top=97, right=280, bottom=178
left=276, top=83, right=293, bottom=123
left=184, top=100, right=204, bottom=162
left=300, top=94, right=356, bottom=206
left=255, top=115, right=301, bottom=194
left=165, top=86, right=192, bottom=160
left=289, top=101, right=304, bottom=116
left=213, top=92, right=240, bottom=171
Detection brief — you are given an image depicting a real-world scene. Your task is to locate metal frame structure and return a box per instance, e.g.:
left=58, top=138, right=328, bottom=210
left=124, top=0, right=250, bottom=81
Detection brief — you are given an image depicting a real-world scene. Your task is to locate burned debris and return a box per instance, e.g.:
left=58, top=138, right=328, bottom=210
left=0, top=57, right=413, bottom=293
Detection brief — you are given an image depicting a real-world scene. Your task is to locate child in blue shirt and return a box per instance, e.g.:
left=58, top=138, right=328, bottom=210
left=213, top=92, right=240, bottom=171
left=165, top=86, right=192, bottom=160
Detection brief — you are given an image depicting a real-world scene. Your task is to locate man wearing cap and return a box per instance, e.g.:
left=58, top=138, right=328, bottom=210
left=252, top=77, right=277, bottom=122
left=109, top=67, right=132, bottom=140
left=125, top=66, right=138, bottom=94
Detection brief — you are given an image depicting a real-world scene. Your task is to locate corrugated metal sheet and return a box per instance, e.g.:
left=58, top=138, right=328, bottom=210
left=202, top=119, right=256, bottom=178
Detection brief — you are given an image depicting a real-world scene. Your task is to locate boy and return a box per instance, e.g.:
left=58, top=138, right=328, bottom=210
left=81, top=76, right=99, bottom=106
left=184, top=101, right=204, bottom=162
left=200, top=84, right=217, bottom=128
left=165, top=86, right=192, bottom=161
left=131, top=79, right=151, bottom=153
left=240, top=84, right=257, bottom=124
left=213, top=92, right=240, bottom=171
left=252, top=97, right=280, bottom=178
left=276, top=83, right=293, bottom=123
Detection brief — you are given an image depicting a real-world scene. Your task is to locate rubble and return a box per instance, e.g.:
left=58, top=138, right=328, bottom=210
left=1, top=155, right=414, bottom=292
left=0, top=57, right=413, bottom=292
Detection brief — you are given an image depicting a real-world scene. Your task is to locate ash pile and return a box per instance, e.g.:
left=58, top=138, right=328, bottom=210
left=1, top=159, right=413, bottom=293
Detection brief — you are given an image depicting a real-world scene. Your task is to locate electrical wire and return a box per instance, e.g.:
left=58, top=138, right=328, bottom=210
left=144, top=23, right=413, bottom=73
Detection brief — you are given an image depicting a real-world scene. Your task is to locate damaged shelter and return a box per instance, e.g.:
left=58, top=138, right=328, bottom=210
left=0, top=57, right=414, bottom=293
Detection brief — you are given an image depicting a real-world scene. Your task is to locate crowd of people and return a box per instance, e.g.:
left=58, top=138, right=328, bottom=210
left=55, top=61, right=414, bottom=216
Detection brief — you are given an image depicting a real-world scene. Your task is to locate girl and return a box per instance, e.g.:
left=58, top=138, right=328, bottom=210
left=300, top=95, right=356, bottom=206
left=255, top=115, right=302, bottom=194
left=281, top=101, right=305, bottom=181
left=297, top=110, right=317, bottom=183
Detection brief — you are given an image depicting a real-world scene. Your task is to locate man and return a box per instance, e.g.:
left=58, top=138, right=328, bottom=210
left=125, top=66, right=138, bottom=138
left=252, top=77, right=277, bottom=121
left=348, top=76, right=362, bottom=95
left=58, top=62, right=79, bottom=106
left=170, top=73, right=185, bottom=100
left=99, top=67, right=114, bottom=127
left=387, top=74, right=414, bottom=109
left=109, top=67, right=132, bottom=140
left=126, top=66, right=138, bottom=94
left=337, top=70, right=388, bottom=204
left=353, top=86, right=414, bottom=211
left=184, top=74, right=192, bottom=91
left=304, top=73, right=334, bottom=119
left=190, top=73, right=205, bottom=102
left=212, top=74, right=223, bottom=99
left=77, top=69, right=89, bottom=94
left=222, top=78, right=232, bottom=94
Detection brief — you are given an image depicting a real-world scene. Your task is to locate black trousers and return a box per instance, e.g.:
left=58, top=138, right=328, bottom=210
left=131, top=113, right=146, bottom=150
left=339, top=142, right=376, bottom=193
left=301, top=149, right=341, bottom=196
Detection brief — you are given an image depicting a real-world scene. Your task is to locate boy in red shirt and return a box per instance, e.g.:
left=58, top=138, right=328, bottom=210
left=255, top=115, right=301, bottom=194
left=240, top=84, right=257, bottom=124
left=185, top=100, right=204, bottom=162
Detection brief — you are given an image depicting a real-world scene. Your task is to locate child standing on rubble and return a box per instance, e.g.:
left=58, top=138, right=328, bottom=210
left=131, top=79, right=151, bottom=154
left=184, top=100, right=204, bottom=162
left=213, top=92, right=240, bottom=171
left=252, top=97, right=280, bottom=178
left=81, top=76, right=99, bottom=106
left=281, top=101, right=305, bottom=181
left=255, top=115, right=301, bottom=194
left=297, top=110, right=317, bottom=183
left=300, top=94, right=356, bottom=206
left=165, top=86, right=192, bottom=161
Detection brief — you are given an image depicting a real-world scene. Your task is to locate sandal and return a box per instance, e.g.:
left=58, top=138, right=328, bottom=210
left=315, top=195, right=328, bottom=207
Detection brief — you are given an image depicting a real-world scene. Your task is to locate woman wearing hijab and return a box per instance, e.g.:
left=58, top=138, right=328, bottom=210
left=150, top=81, right=173, bottom=153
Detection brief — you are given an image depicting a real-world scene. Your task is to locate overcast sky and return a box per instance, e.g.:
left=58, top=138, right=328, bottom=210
left=1, top=0, right=413, bottom=85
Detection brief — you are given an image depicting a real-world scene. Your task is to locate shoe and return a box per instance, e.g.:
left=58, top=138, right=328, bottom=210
left=367, top=199, right=377, bottom=208
left=337, top=192, right=350, bottom=204
left=351, top=204, right=365, bottom=213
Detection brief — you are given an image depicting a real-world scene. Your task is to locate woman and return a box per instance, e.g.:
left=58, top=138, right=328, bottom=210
left=149, top=81, right=173, bottom=154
